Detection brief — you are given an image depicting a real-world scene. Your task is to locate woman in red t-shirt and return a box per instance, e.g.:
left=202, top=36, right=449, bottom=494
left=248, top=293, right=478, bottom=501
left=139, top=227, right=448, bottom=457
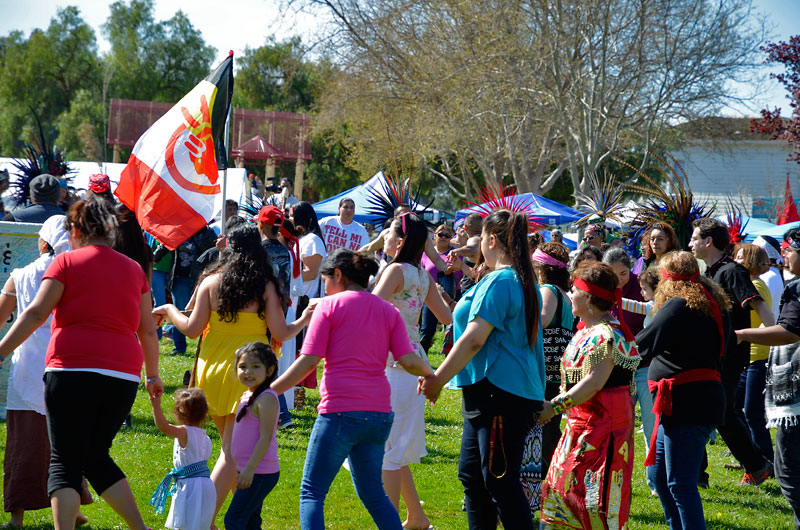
left=0, top=197, right=162, bottom=530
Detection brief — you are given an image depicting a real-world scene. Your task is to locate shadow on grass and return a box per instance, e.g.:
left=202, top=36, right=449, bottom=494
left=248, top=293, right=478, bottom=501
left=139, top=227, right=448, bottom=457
left=425, top=415, right=462, bottom=428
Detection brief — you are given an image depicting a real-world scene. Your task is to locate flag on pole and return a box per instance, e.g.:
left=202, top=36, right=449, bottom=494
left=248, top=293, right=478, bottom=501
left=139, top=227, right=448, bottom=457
left=116, top=52, right=234, bottom=249
left=778, top=174, right=800, bottom=225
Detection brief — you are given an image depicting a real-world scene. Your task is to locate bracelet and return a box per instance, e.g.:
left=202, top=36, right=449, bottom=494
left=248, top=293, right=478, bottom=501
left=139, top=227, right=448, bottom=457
left=145, top=375, right=160, bottom=383
left=550, top=392, right=574, bottom=415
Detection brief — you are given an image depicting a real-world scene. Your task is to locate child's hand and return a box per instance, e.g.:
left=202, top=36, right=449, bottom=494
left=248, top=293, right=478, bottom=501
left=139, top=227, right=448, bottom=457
left=149, top=392, right=162, bottom=405
left=237, top=468, right=255, bottom=489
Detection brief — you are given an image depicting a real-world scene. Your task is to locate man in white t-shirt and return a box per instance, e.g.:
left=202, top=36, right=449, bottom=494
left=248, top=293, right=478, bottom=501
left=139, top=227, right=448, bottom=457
left=318, top=198, right=369, bottom=252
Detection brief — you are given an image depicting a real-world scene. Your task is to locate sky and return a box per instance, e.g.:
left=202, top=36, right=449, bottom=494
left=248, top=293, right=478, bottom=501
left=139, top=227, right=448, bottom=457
left=0, top=0, right=798, bottom=117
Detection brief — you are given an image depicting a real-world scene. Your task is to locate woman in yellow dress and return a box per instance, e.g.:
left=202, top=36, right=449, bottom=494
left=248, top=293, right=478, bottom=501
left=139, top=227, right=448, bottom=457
left=153, top=225, right=312, bottom=526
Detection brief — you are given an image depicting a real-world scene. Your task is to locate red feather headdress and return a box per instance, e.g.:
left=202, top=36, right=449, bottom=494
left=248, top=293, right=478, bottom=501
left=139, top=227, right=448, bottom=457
left=466, top=185, right=545, bottom=232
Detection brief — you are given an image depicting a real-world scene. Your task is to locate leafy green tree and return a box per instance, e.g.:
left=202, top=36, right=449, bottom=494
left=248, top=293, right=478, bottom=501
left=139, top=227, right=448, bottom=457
left=56, top=89, right=106, bottom=162
left=103, top=0, right=216, bottom=103
left=0, top=7, right=101, bottom=156
left=233, top=36, right=329, bottom=112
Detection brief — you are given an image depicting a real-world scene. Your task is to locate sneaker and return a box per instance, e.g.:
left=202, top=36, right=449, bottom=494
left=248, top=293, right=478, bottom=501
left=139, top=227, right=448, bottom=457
left=739, top=463, right=774, bottom=486
left=278, top=419, right=295, bottom=430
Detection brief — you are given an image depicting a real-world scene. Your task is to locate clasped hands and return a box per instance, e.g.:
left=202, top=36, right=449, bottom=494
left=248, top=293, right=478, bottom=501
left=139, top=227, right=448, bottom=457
left=416, top=373, right=444, bottom=404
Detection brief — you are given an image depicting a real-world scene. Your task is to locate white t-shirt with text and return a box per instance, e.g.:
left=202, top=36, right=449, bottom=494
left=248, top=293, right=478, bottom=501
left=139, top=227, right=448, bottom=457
left=319, top=216, right=369, bottom=253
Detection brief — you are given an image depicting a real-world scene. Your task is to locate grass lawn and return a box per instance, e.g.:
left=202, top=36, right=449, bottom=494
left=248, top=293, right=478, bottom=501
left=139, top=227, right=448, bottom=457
left=0, top=334, right=795, bottom=529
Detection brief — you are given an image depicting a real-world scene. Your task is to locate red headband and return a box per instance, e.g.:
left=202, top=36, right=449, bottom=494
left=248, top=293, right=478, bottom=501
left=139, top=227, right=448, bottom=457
left=661, top=269, right=725, bottom=357
left=573, top=277, right=634, bottom=342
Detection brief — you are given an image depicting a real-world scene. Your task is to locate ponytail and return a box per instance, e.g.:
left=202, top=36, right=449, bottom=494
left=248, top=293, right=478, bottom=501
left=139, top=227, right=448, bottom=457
left=483, top=210, right=540, bottom=349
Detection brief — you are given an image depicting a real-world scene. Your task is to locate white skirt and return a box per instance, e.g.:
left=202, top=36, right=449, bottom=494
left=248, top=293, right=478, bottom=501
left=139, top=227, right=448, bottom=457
left=165, top=476, right=216, bottom=530
left=383, top=364, right=427, bottom=470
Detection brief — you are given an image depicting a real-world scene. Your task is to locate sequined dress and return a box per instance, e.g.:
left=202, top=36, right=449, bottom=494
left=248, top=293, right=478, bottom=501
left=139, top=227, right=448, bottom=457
left=541, top=320, right=640, bottom=529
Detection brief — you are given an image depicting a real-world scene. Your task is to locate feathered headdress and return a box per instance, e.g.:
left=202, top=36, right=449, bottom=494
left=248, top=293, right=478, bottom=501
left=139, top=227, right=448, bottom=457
left=11, top=111, right=71, bottom=206
left=574, top=171, right=626, bottom=227
left=621, top=151, right=713, bottom=253
left=725, top=197, right=749, bottom=245
left=465, top=185, right=545, bottom=232
left=364, top=170, right=433, bottom=227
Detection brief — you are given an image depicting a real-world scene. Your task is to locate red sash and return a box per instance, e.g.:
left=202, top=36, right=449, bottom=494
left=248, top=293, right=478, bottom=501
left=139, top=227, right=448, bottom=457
left=644, top=368, right=721, bottom=466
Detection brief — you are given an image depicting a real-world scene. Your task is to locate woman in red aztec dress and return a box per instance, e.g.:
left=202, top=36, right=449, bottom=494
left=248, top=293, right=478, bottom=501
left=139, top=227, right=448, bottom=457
left=539, top=262, right=640, bottom=529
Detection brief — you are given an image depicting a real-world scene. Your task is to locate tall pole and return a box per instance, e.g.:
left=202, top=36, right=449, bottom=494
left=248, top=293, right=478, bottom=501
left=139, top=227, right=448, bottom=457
left=221, top=104, right=232, bottom=237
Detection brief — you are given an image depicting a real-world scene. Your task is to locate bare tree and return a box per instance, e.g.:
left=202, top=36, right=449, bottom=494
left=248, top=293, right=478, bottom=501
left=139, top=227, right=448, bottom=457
left=300, top=0, right=767, bottom=199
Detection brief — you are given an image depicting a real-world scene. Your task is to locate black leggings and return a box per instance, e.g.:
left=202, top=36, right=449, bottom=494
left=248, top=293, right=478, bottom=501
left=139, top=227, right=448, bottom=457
left=44, top=371, right=138, bottom=496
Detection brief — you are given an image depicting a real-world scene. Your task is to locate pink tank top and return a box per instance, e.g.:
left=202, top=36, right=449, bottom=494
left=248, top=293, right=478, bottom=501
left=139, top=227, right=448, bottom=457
left=231, top=388, right=279, bottom=474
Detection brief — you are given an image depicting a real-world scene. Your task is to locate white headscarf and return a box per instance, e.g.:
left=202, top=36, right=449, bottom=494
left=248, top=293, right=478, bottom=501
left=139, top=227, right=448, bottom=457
left=753, top=235, right=783, bottom=266
left=39, top=214, right=71, bottom=255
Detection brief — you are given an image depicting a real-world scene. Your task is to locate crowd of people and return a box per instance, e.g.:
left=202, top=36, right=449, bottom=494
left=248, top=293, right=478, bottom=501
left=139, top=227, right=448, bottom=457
left=1, top=173, right=799, bottom=530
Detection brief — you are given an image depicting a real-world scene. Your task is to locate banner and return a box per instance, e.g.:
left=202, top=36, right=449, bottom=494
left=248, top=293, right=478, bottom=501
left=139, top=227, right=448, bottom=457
left=0, top=222, right=44, bottom=418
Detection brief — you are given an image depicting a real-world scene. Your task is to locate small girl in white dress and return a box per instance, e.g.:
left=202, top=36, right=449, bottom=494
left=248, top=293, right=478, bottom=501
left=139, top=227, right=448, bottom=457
left=149, top=388, right=217, bottom=529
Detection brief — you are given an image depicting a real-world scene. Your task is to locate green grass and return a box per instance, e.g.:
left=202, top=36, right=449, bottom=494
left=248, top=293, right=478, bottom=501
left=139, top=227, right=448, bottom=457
left=0, top=334, right=795, bottom=529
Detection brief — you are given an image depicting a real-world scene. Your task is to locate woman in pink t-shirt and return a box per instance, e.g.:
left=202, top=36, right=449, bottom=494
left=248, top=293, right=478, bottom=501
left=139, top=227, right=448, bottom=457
left=0, top=197, right=162, bottom=530
left=272, top=248, right=433, bottom=530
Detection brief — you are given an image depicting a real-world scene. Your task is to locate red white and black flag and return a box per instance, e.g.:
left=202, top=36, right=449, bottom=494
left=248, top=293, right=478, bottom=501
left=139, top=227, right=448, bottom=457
left=116, top=52, right=234, bottom=249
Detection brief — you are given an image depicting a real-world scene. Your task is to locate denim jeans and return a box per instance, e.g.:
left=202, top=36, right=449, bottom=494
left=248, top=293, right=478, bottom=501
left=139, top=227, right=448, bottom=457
left=735, top=360, right=774, bottom=462
left=224, top=471, right=280, bottom=530
left=277, top=394, right=292, bottom=425
left=420, top=272, right=456, bottom=353
left=648, top=423, right=714, bottom=530
left=168, top=276, right=194, bottom=354
left=776, top=423, right=800, bottom=530
left=151, top=270, right=168, bottom=339
left=299, top=411, right=400, bottom=530
left=458, top=410, right=536, bottom=530
left=634, top=366, right=657, bottom=491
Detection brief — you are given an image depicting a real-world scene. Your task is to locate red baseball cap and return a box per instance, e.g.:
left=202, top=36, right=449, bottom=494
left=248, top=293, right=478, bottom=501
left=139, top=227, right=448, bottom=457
left=253, top=205, right=284, bottom=226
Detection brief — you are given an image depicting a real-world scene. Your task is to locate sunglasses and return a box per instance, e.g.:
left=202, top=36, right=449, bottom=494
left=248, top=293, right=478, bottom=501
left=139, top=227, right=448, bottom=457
left=436, top=232, right=453, bottom=238
left=582, top=235, right=598, bottom=241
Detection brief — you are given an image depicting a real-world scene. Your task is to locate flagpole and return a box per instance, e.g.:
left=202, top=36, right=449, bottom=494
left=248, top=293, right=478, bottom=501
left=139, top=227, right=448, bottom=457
left=221, top=55, right=233, bottom=238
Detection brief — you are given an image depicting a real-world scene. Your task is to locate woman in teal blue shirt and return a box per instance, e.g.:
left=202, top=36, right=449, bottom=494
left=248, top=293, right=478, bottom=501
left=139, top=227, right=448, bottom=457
left=420, top=209, right=544, bottom=530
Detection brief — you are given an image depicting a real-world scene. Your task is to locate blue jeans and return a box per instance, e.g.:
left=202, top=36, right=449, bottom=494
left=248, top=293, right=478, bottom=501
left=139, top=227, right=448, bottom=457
left=278, top=394, right=292, bottom=425
left=168, top=276, right=194, bottom=354
left=224, top=471, right=280, bottom=530
left=634, top=366, right=657, bottom=491
left=151, top=270, right=168, bottom=339
left=647, top=423, right=714, bottom=530
left=420, top=272, right=456, bottom=353
left=300, top=411, right=400, bottom=530
left=735, top=360, right=774, bottom=462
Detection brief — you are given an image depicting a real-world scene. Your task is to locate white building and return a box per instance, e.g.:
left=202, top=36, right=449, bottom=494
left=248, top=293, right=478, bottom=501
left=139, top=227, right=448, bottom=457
left=670, top=117, right=800, bottom=220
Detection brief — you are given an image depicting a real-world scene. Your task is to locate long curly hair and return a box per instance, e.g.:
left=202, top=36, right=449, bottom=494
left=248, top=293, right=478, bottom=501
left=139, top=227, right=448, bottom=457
left=653, top=251, right=731, bottom=318
left=216, top=225, right=279, bottom=322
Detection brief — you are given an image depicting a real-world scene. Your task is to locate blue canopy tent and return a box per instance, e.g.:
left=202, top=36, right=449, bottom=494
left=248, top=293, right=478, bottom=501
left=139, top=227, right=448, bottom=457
left=746, top=220, right=800, bottom=241
left=454, top=193, right=582, bottom=227
left=715, top=214, right=777, bottom=242
left=313, top=172, right=439, bottom=225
